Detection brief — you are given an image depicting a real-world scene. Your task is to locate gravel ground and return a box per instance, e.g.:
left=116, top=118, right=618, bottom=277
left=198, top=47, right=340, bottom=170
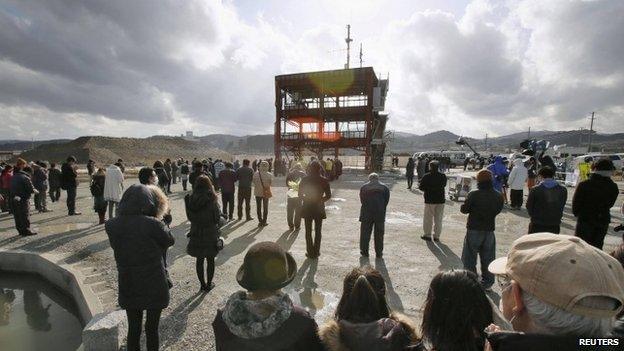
left=1, top=169, right=622, bottom=350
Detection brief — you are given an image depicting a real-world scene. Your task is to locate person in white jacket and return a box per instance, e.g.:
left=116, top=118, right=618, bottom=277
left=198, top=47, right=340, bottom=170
left=104, top=163, right=124, bottom=219
left=507, top=158, right=528, bottom=210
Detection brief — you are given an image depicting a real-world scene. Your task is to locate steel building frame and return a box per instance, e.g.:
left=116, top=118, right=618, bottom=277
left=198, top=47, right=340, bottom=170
left=274, top=67, right=388, bottom=170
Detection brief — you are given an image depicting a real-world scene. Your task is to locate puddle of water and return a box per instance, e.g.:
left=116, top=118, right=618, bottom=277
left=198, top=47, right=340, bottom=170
left=0, top=273, right=83, bottom=351
left=285, top=288, right=339, bottom=324
left=32, top=222, right=93, bottom=235
left=325, top=205, right=341, bottom=211
left=386, top=211, right=423, bottom=225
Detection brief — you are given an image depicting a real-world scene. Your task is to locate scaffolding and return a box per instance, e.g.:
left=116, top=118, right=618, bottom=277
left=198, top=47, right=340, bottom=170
left=274, top=66, right=389, bottom=171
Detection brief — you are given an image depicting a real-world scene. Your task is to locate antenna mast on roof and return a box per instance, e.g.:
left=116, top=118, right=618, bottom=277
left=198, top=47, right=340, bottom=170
left=345, top=24, right=353, bottom=69
left=359, top=43, right=363, bottom=68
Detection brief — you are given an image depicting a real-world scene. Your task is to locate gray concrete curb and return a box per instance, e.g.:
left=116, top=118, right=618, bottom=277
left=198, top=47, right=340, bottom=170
left=0, top=249, right=124, bottom=350
left=0, top=249, right=102, bottom=323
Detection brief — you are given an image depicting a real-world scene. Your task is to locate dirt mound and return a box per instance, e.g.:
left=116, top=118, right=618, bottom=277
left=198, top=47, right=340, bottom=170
left=14, top=136, right=232, bottom=165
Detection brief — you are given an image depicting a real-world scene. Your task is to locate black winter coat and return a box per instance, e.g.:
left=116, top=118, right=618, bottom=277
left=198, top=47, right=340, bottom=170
left=359, top=179, right=390, bottom=222
left=185, top=193, right=221, bottom=258
left=526, top=181, right=568, bottom=226
left=460, top=181, right=504, bottom=231
left=10, top=170, right=34, bottom=199
left=154, top=167, right=169, bottom=188
left=61, top=162, right=78, bottom=189
left=105, top=185, right=174, bottom=310
left=418, top=171, right=447, bottom=204
left=572, top=173, right=619, bottom=224
left=48, top=168, right=62, bottom=188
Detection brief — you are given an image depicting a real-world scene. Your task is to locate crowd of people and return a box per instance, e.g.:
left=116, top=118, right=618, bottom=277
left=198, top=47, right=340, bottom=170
left=1, top=150, right=623, bottom=351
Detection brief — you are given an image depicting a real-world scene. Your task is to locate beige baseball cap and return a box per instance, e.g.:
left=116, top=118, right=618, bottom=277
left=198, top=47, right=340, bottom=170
left=489, top=233, right=624, bottom=318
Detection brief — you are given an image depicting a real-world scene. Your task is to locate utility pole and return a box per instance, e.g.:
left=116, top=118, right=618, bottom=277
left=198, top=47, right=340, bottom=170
left=344, top=24, right=353, bottom=69
left=485, top=133, right=488, bottom=150
left=359, top=43, right=363, bottom=68
left=527, top=126, right=531, bottom=139
left=587, top=112, right=595, bottom=153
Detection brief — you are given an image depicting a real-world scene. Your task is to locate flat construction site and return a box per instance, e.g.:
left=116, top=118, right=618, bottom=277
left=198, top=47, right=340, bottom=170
left=1, top=170, right=623, bottom=350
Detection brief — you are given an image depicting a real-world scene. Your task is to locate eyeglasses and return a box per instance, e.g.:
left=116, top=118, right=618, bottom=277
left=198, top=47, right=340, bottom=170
left=497, top=274, right=512, bottom=291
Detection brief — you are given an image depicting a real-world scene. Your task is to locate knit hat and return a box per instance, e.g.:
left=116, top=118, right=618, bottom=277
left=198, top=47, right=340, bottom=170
left=476, top=169, right=493, bottom=183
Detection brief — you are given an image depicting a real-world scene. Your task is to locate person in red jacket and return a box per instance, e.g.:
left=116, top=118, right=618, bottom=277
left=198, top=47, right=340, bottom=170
left=0, top=165, right=13, bottom=213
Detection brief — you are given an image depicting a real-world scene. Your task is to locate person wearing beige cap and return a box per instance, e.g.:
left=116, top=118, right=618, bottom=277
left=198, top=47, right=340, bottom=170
left=485, top=233, right=624, bottom=350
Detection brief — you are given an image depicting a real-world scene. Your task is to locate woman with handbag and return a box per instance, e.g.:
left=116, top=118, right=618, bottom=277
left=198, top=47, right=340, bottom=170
left=252, top=160, right=273, bottom=227
left=105, top=184, right=174, bottom=351
left=185, top=175, right=223, bottom=292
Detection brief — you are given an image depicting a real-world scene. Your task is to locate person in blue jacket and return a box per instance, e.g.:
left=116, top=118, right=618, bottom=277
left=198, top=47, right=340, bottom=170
left=487, top=156, right=509, bottom=193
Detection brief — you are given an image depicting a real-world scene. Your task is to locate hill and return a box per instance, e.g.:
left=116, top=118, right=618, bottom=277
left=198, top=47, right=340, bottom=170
left=386, top=129, right=624, bottom=153
left=15, top=136, right=232, bottom=165
left=0, top=139, right=71, bottom=152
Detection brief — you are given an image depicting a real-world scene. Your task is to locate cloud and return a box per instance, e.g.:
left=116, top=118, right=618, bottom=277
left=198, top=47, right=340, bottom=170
left=0, top=0, right=623, bottom=140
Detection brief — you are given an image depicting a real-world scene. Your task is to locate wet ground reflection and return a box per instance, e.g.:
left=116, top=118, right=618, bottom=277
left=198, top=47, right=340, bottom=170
left=0, top=273, right=83, bottom=351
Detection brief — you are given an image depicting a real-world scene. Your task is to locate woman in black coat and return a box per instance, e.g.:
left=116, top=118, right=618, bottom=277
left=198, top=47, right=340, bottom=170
left=105, top=184, right=174, bottom=351
left=406, top=157, right=415, bottom=190
left=298, top=161, right=331, bottom=259
left=153, top=160, right=169, bottom=194
left=185, top=175, right=222, bottom=292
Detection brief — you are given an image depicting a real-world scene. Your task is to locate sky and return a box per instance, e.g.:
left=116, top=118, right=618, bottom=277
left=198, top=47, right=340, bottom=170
left=0, top=0, right=623, bottom=140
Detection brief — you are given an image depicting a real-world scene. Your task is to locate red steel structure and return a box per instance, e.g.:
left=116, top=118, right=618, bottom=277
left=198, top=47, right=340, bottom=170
left=274, top=67, right=389, bottom=170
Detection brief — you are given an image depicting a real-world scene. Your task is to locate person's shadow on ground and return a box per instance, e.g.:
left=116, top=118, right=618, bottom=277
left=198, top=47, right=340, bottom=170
left=375, top=258, right=405, bottom=312
left=160, top=291, right=208, bottom=349
left=426, top=241, right=463, bottom=270
left=215, top=226, right=264, bottom=266
left=276, top=228, right=299, bottom=252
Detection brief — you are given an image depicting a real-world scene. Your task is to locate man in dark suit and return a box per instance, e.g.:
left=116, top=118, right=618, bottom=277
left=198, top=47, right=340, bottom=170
left=61, top=156, right=81, bottom=215
left=359, top=173, right=390, bottom=258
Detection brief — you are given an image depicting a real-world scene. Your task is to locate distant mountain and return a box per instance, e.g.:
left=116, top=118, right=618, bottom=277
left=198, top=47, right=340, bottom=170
left=198, top=134, right=273, bottom=153
left=7, top=128, right=624, bottom=164
left=14, top=136, right=231, bottom=165
left=0, top=139, right=71, bottom=152
left=386, top=129, right=624, bottom=153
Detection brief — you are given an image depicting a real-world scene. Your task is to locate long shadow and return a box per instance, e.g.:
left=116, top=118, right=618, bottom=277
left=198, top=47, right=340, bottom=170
left=375, top=257, right=404, bottom=312
left=30, top=214, right=69, bottom=225
left=215, top=226, right=264, bottom=266
left=160, top=291, right=207, bottom=349
left=0, top=235, right=25, bottom=247
left=426, top=241, right=463, bottom=270
left=14, top=225, right=103, bottom=253
left=296, top=259, right=320, bottom=317
left=276, top=229, right=298, bottom=252
left=220, top=220, right=247, bottom=237
left=290, top=258, right=312, bottom=290
left=62, top=238, right=112, bottom=264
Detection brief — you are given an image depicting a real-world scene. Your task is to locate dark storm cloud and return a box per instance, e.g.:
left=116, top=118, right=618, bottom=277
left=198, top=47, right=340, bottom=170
left=0, top=0, right=277, bottom=128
